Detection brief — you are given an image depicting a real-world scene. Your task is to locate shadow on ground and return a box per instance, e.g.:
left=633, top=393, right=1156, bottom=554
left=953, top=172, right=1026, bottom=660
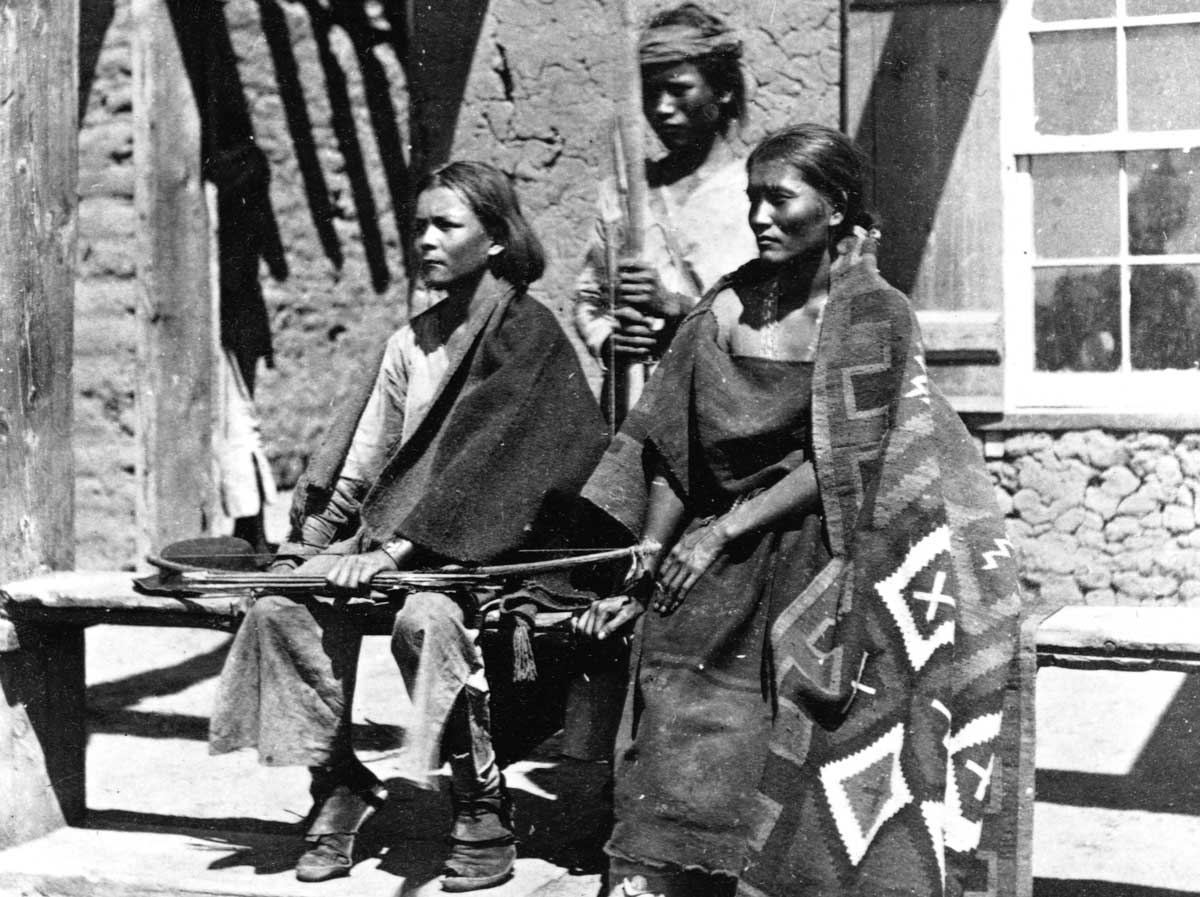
left=1037, top=672, right=1200, bottom=815
left=82, top=753, right=610, bottom=885
left=1035, top=881, right=1198, bottom=897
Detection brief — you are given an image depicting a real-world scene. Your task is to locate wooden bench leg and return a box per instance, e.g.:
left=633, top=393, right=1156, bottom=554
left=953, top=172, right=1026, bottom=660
left=1013, top=614, right=1044, bottom=897
left=0, top=621, right=86, bottom=847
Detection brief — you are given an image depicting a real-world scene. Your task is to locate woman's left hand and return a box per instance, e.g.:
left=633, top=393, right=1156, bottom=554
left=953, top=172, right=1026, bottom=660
left=654, top=521, right=730, bottom=613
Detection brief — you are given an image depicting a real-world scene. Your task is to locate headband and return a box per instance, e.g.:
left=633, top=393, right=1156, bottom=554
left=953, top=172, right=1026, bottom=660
left=638, top=23, right=743, bottom=66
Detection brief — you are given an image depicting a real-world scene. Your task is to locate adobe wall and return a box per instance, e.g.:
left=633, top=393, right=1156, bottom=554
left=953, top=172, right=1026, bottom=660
left=74, top=0, right=840, bottom=568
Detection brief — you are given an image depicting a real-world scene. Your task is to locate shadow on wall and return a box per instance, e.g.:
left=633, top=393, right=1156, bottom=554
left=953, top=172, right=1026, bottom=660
left=76, top=0, right=490, bottom=321
left=852, top=6, right=997, bottom=296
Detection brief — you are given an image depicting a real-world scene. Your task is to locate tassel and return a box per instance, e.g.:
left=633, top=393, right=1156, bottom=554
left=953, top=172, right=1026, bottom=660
left=511, top=612, right=538, bottom=683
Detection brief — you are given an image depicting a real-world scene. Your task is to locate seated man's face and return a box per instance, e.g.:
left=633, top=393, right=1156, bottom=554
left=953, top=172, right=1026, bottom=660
left=413, top=187, right=495, bottom=288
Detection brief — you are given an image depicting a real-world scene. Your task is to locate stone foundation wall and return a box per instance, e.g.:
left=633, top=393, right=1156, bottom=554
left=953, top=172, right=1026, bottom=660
left=986, top=429, right=1200, bottom=611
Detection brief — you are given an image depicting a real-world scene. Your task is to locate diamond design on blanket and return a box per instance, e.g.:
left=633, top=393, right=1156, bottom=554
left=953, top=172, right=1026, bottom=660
left=821, top=723, right=913, bottom=866
left=942, top=712, right=1002, bottom=853
left=876, top=525, right=956, bottom=671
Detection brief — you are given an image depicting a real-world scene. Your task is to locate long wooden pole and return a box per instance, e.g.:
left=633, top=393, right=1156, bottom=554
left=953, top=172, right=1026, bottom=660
left=0, top=0, right=86, bottom=845
left=611, top=0, right=650, bottom=419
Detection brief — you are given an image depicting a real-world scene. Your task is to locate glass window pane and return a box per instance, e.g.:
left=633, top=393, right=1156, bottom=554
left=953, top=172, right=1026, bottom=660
left=1032, top=154, right=1120, bottom=258
left=1128, top=25, right=1200, bottom=132
left=1128, top=0, right=1200, bottom=14
left=1034, top=0, right=1113, bottom=19
left=1035, top=266, right=1122, bottom=371
left=1033, top=30, right=1116, bottom=135
left=1131, top=264, right=1200, bottom=369
left=1128, top=150, right=1200, bottom=255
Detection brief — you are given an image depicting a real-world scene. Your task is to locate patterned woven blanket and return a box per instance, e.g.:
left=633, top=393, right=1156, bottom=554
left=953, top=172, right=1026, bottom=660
left=743, top=255, right=1021, bottom=896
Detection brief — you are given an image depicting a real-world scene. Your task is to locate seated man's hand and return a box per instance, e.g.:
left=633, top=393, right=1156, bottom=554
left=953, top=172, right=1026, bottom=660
left=324, top=549, right=398, bottom=592
left=572, top=595, right=644, bottom=641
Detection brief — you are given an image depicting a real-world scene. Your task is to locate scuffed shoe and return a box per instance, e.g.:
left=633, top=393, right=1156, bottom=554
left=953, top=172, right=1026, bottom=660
left=440, top=784, right=516, bottom=891
left=295, top=766, right=387, bottom=883
left=441, top=839, right=517, bottom=892
left=295, top=833, right=354, bottom=883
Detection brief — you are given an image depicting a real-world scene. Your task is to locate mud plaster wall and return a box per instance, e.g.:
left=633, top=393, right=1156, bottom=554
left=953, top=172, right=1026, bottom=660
left=73, top=0, right=839, bottom=568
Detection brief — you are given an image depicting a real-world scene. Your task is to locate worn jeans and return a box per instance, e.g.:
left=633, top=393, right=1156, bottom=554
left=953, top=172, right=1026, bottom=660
left=209, top=554, right=498, bottom=795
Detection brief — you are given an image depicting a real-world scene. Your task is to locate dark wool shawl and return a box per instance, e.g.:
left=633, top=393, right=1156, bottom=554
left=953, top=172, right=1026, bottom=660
left=291, top=274, right=609, bottom=566
left=583, top=251, right=1021, bottom=896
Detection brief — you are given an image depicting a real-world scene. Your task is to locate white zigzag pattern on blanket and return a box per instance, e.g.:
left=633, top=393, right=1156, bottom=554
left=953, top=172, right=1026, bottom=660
left=980, top=538, right=1014, bottom=571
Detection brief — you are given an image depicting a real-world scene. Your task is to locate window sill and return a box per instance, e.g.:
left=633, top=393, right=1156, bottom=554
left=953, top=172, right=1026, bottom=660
left=964, top=410, right=1200, bottom=432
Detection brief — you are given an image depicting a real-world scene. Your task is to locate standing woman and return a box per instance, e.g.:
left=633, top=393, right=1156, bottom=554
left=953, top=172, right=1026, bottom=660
left=573, top=2, right=758, bottom=417
left=576, top=125, right=1019, bottom=897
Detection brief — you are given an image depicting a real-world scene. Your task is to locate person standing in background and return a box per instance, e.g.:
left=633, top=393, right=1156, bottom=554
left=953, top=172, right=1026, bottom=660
left=573, top=2, right=757, bottom=418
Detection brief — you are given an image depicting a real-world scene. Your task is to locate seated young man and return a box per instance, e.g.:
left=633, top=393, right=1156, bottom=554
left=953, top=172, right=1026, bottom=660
left=208, top=161, right=609, bottom=891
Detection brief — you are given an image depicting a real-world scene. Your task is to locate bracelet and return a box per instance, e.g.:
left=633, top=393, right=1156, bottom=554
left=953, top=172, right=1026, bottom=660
left=380, top=539, right=408, bottom=567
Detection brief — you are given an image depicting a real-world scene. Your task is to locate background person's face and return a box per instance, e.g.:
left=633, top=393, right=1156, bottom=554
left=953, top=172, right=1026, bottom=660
left=747, top=159, right=842, bottom=267
left=413, top=187, right=495, bottom=288
left=642, top=61, right=725, bottom=153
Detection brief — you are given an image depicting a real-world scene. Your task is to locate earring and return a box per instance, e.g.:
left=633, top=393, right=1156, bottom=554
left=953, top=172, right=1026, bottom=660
left=487, top=244, right=504, bottom=257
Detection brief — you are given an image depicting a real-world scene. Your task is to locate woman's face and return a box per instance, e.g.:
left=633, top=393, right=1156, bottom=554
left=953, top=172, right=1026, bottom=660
left=747, top=159, right=843, bottom=266
left=642, top=61, right=727, bottom=153
left=413, top=187, right=495, bottom=287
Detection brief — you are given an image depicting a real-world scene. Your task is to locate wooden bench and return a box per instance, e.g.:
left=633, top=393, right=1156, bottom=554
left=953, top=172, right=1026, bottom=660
left=0, top=570, right=585, bottom=851
left=1015, top=605, right=1200, bottom=897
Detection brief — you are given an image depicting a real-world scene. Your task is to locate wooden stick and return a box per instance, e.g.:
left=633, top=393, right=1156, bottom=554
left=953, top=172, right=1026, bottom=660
left=611, top=0, right=650, bottom=420
left=174, top=544, right=646, bottom=592
left=614, top=0, right=647, bottom=254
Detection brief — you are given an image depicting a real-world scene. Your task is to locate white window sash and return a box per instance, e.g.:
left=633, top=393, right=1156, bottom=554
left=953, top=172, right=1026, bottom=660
left=1001, top=0, right=1200, bottom=414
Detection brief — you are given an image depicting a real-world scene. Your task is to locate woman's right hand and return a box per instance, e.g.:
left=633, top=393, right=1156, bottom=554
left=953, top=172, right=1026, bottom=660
left=654, top=520, right=730, bottom=613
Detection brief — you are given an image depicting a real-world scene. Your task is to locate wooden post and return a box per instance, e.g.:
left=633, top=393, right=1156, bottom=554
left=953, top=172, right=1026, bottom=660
left=132, top=0, right=216, bottom=557
left=0, top=0, right=86, bottom=845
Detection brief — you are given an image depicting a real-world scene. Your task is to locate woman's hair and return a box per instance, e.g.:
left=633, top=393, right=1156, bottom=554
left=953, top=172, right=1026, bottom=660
left=747, top=123, right=875, bottom=241
left=641, top=3, right=746, bottom=132
left=416, top=160, right=546, bottom=288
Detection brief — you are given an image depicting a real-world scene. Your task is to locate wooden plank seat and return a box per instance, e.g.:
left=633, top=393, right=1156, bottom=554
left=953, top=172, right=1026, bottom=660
left=0, top=570, right=577, bottom=635
left=0, top=570, right=597, bottom=854
left=1013, top=605, right=1200, bottom=897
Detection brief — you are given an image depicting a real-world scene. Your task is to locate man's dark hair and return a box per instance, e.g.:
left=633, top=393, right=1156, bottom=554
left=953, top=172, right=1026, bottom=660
left=418, top=161, right=547, bottom=289
left=643, top=3, right=746, bottom=132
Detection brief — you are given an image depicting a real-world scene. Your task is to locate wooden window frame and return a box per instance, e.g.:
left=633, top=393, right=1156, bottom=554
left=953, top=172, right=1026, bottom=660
left=1000, top=0, right=1200, bottom=416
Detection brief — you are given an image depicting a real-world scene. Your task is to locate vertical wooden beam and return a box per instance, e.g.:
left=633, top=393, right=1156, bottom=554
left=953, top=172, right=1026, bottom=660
left=0, top=0, right=85, bottom=845
left=132, top=0, right=215, bottom=556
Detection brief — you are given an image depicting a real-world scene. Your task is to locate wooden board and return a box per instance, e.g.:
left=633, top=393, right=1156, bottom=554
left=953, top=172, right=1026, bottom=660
left=0, top=0, right=79, bottom=581
left=0, top=0, right=82, bottom=850
left=0, top=572, right=579, bottom=639
left=846, top=3, right=1006, bottom=411
left=1037, top=605, right=1200, bottom=670
left=132, top=0, right=216, bottom=557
